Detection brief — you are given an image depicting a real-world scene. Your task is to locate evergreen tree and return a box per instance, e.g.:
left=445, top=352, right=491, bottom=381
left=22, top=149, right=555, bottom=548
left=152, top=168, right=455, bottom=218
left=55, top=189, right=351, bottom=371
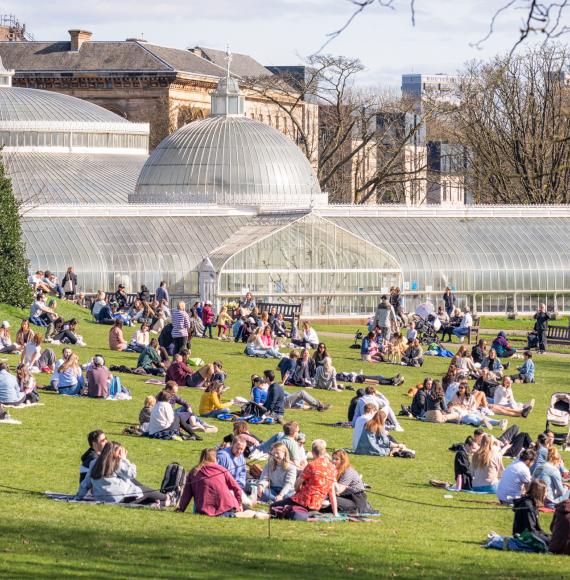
left=0, top=155, right=32, bottom=308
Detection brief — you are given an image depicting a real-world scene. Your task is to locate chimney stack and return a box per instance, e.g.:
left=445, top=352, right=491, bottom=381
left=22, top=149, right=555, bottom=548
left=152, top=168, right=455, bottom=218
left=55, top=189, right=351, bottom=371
left=69, top=29, right=92, bottom=51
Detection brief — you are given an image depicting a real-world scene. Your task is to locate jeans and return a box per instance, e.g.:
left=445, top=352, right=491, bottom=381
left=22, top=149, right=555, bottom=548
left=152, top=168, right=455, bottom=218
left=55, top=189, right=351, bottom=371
left=472, top=484, right=497, bottom=493
left=285, top=390, right=321, bottom=409
left=260, top=486, right=292, bottom=502
left=452, top=327, right=469, bottom=337
left=29, top=316, right=48, bottom=327
left=202, top=324, right=213, bottom=339
left=460, top=413, right=501, bottom=427
left=58, top=378, right=84, bottom=396
left=201, top=408, right=231, bottom=418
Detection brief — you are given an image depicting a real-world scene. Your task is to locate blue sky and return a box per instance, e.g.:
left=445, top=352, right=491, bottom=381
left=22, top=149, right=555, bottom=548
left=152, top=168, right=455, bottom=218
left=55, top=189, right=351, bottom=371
left=4, top=0, right=551, bottom=87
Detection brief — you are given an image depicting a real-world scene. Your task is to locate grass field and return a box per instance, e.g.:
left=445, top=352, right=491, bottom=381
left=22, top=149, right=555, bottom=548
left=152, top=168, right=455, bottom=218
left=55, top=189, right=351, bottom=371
left=1, top=301, right=569, bottom=579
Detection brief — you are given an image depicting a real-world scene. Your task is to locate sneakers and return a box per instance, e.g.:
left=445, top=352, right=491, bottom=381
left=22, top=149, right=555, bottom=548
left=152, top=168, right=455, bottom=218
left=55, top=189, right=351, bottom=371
left=503, top=361, right=510, bottom=370
left=482, top=418, right=493, bottom=430
left=393, top=425, right=405, bottom=433
left=499, top=419, right=508, bottom=431
left=248, top=449, right=269, bottom=462
left=316, top=403, right=331, bottom=412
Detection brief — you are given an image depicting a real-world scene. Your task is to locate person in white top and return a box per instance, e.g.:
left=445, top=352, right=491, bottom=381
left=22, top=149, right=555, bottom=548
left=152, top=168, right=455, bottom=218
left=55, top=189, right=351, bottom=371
left=292, top=321, right=320, bottom=349
left=496, top=449, right=536, bottom=504
left=128, top=323, right=150, bottom=353
left=452, top=306, right=473, bottom=342
left=352, top=403, right=377, bottom=449
left=49, top=347, right=72, bottom=389
left=491, top=376, right=535, bottom=418
left=148, top=390, right=198, bottom=439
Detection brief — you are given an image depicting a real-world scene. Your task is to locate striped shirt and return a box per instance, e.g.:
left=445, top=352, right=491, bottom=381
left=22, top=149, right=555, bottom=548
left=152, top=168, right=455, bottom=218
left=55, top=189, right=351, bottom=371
left=338, top=467, right=365, bottom=493
left=171, top=309, right=191, bottom=338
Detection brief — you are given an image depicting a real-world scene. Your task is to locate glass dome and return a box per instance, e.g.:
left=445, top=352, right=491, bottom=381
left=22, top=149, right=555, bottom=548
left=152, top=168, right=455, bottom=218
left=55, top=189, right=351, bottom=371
left=131, top=115, right=326, bottom=207
left=0, top=86, right=130, bottom=123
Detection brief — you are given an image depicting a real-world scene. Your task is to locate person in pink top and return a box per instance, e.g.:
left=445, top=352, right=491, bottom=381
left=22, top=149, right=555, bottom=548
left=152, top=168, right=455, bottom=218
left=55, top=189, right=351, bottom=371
left=178, top=448, right=242, bottom=516
left=201, top=301, right=215, bottom=339
left=108, top=320, right=127, bottom=351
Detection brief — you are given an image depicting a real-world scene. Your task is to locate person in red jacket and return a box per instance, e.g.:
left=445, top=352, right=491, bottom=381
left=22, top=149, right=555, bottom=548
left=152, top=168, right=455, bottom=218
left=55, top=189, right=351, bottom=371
left=201, top=301, right=215, bottom=339
left=549, top=499, right=570, bottom=555
left=178, top=448, right=242, bottom=516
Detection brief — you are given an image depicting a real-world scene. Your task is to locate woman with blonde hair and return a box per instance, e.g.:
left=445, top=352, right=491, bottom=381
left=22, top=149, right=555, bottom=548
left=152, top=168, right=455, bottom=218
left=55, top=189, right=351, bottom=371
left=314, top=356, right=342, bottom=391
left=354, top=410, right=415, bottom=457
left=257, top=442, right=297, bottom=502
left=534, top=447, right=570, bottom=507
left=56, top=351, right=84, bottom=395
left=331, top=450, right=374, bottom=514
left=471, top=434, right=504, bottom=492
left=216, top=305, right=233, bottom=341
left=0, top=321, right=21, bottom=355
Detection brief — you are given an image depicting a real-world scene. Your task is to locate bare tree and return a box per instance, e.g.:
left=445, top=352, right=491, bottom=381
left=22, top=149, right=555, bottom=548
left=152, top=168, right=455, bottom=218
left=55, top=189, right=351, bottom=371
left=245, top=55, right=438, bottom=203
left=448, top=44, right=570, bottom=204
left=322, top=1, right=569, bottom=53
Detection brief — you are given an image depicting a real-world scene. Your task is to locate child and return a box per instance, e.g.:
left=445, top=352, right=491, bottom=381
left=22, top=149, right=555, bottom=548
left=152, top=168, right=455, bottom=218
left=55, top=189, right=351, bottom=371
left=216, top=306, right=233, bottom=341
left=139, top=395, right=156, bottom=433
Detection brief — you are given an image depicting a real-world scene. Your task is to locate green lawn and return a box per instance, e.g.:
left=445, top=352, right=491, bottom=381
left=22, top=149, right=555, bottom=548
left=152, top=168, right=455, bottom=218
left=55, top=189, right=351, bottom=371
left=1, top=301, right=569, bottom=578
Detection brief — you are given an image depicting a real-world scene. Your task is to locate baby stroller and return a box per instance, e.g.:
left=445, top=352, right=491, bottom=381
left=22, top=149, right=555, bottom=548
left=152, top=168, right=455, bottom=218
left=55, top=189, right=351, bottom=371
left=546, top=392, right=570, bottom=451
left=414, top=315, right=441, bottom=347
left=351, top=329, right=363, bottom=350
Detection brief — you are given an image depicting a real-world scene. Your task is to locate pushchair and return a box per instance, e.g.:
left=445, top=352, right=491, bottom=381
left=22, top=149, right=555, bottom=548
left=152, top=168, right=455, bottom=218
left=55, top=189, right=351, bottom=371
left=414, top=314, right=441, bottom=346
left=546, top=392, right=570, bottom=451
left=351, top=329, right=363, bottom=349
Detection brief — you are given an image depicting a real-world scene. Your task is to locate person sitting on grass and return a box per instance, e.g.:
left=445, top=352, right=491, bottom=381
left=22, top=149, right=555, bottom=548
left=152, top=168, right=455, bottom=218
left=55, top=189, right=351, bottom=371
left=352, top=386, right=404, bottom=432
left=29, top=293, right=56, bottom=327
left=199, top=381, right=232, bottom=418
left=330, top=449, right=374, bottom=514
left=0, top=361, right=37, bottom=405
left=496, top=448, right=536, bottom=505
left=470, top=434, right=504, bottom=493
left=453, top=435, right=479, bottom=490
left=480, top=348, right=505, bottom=380
left=492, top=376, right=535, bottom=418
left=127, top=323, right=150, bottom=353
left=257, top=442, right=297, bottom=503
left=109, top=320, right=128, bottom=352
left=56, top=352, right=84, bottom=396
left=549, top=499, right=570, bottom=555
left=245, top=327, right=282, bottom=359
left=360, top=331, right=379, bottom=362
left=352, top=403, right=377, bottom=450
left=492, top=331, right=517, bottom=359
left=76, top=441, right=168, bottom=505
left=79, top=430, right=107, bottom=482
left=15, top=364, right=39, bottom=403
left=354, top=410, right=415, bottom=458
left=178, top=448, right=242, bottom=516
left=314, top=356, right=343, bottom=391
left=217, top=436, right=247, bottom=492
left=251, top=421, right=304, bottom=468
left=271, top=439, right=338, bottom=517
left=448, top=383, right=508, bottom=430
left=511, top=351, right=535, bottom=384
left=136, top=339, right=166, bottom=376
left=534, top=448, right=570, bottom=508
left=138, top=395, right=156, bottom=433
left=86, top=355, right=112, bottom=398
left=401, top=339, right=423, bottom=367
left=148, top=390, right=201, bottom=440
left=0, top=321, right=21, bottom=355
left=512, top=479, right=550, bottom=544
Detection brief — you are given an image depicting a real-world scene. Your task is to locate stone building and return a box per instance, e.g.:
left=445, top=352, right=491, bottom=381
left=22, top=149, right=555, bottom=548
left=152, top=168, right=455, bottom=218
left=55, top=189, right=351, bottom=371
left=0, top=29, right=318, bottom=151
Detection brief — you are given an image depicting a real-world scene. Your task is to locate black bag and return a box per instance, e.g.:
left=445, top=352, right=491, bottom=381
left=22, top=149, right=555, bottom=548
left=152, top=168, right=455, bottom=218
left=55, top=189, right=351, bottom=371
left=240, top=401, right=266, bottom=418
left=160, top=462, right=186, bottom=506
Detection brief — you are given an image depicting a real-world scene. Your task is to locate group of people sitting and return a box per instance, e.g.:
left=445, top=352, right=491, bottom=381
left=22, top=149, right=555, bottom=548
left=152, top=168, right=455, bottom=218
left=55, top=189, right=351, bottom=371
left=75, top=425, right=378, bottom=519
left=449, top=427, right=569, bottom=554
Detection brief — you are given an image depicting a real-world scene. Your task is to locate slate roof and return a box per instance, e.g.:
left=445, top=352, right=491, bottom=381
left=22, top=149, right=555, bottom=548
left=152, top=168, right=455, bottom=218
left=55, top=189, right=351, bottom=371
left=0, top=40, right=273, bottom=79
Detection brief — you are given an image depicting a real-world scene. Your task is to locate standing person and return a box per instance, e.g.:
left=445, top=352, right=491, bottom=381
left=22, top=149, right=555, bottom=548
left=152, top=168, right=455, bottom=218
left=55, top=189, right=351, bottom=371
left=533, top=303, right=552, bottom=354
left=373, top=295, right=397, bottom=341
left=171, top=301, right=191, bottom=354
left=271, top=439, right=338, bottom=517
left=201, top=301, right=215, bottom=339
left=155, top=281, right=169, bottom=304
left=443, top=287, right=456, bottom=318
left=62, top=266, right=78, bottom=299
left=216, top=306, right=233, bottom=341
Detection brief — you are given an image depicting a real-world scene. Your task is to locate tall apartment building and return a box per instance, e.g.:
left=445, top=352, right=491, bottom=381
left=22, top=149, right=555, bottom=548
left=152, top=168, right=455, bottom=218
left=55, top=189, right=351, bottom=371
left=402, top=73, right=466, bottom=205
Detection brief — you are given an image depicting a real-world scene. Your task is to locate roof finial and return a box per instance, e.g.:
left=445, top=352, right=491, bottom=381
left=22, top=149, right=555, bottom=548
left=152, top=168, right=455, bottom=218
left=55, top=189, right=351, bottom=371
left=225, top=44, right=232, bottom=81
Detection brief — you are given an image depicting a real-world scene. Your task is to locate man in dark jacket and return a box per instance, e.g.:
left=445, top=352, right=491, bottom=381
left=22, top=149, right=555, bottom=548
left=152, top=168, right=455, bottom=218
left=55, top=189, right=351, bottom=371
left=454, top=436, right=477, bottom=490
left=264, top=370, right=285, bottom=422
left=411, top=385, right=429, bottom=418
left=443, top=287, right=456, bottom=318
left=534, top=303, right=552, bottom=353
left=79, top=430, right=107, bottom=482
left=549, top=499, right=570, bottom=555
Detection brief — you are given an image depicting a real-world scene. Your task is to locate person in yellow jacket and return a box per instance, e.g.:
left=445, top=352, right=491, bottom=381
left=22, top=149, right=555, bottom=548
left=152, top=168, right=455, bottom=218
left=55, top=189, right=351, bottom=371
left=199, top=382, right=232, bottom=418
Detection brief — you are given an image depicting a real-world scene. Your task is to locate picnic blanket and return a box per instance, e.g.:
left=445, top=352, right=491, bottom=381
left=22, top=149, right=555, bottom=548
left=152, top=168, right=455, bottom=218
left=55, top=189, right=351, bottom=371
left=44, top=492, right=166, bottom=510
left=308, top=513, right=381, bottom=523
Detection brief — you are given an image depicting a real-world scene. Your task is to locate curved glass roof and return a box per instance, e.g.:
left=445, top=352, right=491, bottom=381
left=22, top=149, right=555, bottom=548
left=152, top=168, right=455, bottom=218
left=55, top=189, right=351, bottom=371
left=0, top=87, right=130, bottom=123
left=132, top=116, right=324, bottom=206
left=8, top=152, right=147, bottom=204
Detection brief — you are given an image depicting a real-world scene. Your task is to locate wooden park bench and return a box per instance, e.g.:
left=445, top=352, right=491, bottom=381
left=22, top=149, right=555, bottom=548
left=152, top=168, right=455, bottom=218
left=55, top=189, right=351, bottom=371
left=546, top=324, right=570, bottom=346
left=256, top=301, right=302, bottom=325
left=84, top=291, right=154, bottom=311
left=467, top=316, right=480, bottom=345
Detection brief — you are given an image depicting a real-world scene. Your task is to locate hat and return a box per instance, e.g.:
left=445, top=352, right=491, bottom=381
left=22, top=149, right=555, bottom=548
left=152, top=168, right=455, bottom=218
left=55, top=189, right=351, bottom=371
left=1, top=320, right=10, bottom=329
left=205, top=300, right=212, bottom=305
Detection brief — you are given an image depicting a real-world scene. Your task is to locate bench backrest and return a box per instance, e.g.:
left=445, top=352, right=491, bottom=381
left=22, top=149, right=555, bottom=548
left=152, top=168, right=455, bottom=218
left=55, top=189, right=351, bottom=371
left=257, top=301, right=302, bottom=323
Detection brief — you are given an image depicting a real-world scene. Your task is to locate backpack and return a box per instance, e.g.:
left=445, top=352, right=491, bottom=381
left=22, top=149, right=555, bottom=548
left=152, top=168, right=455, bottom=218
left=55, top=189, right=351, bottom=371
left=160, top=462, right=186, bottom=506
